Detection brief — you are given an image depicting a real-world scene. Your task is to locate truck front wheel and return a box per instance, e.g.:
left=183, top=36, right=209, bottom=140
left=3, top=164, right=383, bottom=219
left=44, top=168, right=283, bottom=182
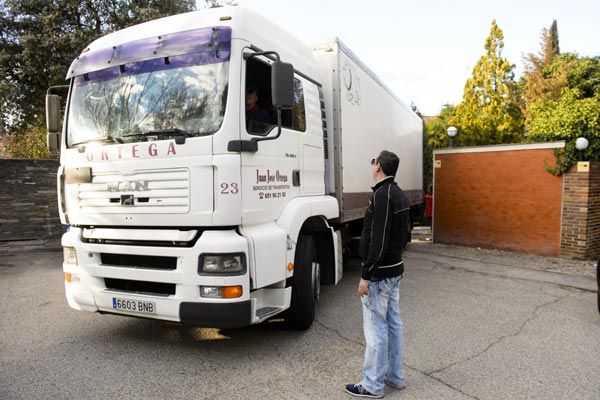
left=286, top=235, right=318, bottom=329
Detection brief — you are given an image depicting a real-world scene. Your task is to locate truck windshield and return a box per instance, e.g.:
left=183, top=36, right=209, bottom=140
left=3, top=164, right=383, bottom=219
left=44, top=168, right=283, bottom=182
left=67, top=54, right=229, bottom=147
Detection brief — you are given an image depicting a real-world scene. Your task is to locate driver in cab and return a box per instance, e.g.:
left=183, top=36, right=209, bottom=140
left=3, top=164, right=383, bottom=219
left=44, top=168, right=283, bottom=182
left=246, top=85, right=271, bottom=125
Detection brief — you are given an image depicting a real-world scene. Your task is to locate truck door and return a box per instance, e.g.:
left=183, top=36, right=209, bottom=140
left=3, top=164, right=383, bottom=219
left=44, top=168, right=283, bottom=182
left=240, top=52, right=303, bottom=224
left=298, top=82, right=326, bottom=196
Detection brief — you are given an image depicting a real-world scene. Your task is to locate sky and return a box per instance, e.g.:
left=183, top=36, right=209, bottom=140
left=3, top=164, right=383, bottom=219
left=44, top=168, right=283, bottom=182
left=214, top=0, right=599, bottom=116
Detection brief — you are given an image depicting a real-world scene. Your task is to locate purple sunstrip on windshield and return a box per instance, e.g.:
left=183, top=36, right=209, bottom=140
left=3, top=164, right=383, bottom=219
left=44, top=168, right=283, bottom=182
left=67, top=26, right=231, bottom=79
left=74, top=52, right=227, bottom=85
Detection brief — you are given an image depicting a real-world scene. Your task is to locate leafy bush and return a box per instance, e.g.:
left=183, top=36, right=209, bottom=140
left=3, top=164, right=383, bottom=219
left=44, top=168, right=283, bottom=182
left=526, top=55, right=600, bottom=174
left=0, top=125, right=56, bottom=160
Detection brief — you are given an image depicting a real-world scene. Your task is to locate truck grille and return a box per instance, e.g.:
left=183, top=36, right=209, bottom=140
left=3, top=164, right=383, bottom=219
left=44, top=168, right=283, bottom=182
left=105, top=278, right=175, bottom=296
left=76, top=168, right=190, bottom=214
left=100, top=253, right=177, bottom=270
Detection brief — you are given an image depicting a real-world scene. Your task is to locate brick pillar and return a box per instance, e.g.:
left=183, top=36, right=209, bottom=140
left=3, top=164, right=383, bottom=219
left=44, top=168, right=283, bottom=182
left=560, top=161, right=600, bottom=259
left=588, top=162, right=600, bottom=258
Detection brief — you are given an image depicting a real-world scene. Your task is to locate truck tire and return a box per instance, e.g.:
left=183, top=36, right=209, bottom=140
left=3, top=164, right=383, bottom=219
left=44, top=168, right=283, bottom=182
left=286, top=235, right=318, bottom=330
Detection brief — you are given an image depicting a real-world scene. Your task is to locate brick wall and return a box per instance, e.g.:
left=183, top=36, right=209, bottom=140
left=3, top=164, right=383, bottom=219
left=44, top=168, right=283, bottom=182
left=560, top=162, right=600, bottom=259
left=433, top=147, right=564, bottom=256
left=0, top=160, right=62, bottom=242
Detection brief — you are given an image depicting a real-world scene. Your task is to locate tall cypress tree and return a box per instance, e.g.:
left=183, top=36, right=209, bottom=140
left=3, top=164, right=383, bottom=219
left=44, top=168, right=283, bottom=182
left=523, top=20, right=564, bottom=109
left=450, top=20, right=524, bottom=145
left=544, top=20, right=560, bottom=66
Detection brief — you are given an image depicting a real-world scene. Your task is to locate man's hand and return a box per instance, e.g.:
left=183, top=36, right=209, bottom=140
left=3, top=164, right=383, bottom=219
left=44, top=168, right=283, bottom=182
left=358, top=279, right=370, bottom=296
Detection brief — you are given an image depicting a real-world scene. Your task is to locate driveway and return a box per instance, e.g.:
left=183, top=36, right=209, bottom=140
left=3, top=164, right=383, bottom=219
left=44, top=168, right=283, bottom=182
left=1, top=244, right=598, bottom=399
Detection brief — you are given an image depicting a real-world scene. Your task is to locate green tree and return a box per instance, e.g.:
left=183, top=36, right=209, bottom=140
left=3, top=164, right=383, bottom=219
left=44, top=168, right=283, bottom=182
left=425, top=104, right=456, bottom=149
left=0, top=0, right=196, bottom=158
left=411, top=104, right=433, bottom=191
left=199, top=0, right=239, bottom=8
left=450, top=20, right=524, bottom=145
left=526, top=55, right=600, bottom=174
left=0, top=0, right=196, bottom=136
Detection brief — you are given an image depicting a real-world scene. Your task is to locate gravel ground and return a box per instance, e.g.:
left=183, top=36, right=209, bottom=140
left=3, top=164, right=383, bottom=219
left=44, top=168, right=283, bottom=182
left=409, top=227, right=596, bottom=278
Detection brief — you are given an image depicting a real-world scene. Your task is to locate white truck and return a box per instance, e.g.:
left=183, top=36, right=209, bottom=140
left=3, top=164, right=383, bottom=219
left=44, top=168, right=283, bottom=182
left=46, top=7, right=423, bottom=329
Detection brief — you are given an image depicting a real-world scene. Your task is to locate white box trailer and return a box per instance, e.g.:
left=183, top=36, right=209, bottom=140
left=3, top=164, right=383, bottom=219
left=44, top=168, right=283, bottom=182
left=47, top=7, right=423, bottom=330
left=313, top=39, right=423, bottom=223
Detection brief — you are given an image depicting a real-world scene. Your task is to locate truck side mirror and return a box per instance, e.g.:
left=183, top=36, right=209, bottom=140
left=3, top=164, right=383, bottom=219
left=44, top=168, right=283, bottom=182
left=271, top=61, right=294, bottom=109
left=46, top=94, right=61, bottom=151
left=47, top=131, right=60, bottom=151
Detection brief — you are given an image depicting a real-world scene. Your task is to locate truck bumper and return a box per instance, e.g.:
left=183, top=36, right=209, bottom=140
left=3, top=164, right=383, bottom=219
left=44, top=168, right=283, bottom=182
left=62, top=226, right=257, bottom=328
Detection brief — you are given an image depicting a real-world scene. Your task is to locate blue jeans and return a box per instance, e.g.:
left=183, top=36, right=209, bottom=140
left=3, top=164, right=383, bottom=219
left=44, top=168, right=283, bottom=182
left=360, top=275, right=405, bottom=395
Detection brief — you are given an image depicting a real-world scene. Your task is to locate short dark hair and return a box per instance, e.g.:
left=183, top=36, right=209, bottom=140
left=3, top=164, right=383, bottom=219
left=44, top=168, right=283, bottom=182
left=377, top=150, right=399, bottom=176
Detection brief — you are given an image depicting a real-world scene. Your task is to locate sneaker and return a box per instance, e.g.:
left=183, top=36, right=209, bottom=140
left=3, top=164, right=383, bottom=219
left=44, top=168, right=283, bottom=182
left=345, top=383, right=383, bottom=399
left=385, top=381, right=406, bottom=390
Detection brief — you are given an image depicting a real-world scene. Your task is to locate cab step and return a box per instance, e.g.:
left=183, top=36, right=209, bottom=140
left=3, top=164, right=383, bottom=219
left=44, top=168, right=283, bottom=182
left=251, top=287, right=292, bottom=322
left=256, top=306, right=281, bottom=319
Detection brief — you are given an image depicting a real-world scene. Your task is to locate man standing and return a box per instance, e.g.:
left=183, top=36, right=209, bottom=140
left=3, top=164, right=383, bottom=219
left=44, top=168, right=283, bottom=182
left=346, top=150, right=408, bottom=399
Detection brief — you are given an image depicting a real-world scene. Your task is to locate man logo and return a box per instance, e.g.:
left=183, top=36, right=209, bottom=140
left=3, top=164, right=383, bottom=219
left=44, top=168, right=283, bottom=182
left=120, top=194, right=135, bottom=206
left=108, top=180, right=148, bottom=192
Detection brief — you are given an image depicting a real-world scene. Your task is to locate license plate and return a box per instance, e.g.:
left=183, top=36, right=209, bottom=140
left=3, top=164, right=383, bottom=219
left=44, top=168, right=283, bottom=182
left=112, top=297, right=156, bottom=314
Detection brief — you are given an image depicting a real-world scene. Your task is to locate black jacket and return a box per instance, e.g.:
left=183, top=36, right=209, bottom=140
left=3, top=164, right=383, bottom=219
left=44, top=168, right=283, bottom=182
left=359, top=176, right=409, bottom=281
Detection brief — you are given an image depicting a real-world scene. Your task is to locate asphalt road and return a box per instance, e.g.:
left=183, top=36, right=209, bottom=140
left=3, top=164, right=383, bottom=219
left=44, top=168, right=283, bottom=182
left=1, top=247, right=599, bottom=400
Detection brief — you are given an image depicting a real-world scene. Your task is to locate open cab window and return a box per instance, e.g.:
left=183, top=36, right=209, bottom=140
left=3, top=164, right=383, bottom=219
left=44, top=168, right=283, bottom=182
left=245, top=57, right=306, bottom=136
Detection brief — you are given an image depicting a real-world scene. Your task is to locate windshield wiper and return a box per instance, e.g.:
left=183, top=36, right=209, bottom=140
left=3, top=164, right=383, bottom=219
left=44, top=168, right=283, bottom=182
left=141, top=128, right=196, bottom=144
left=95, top=136, right=123, bottom=144
left=71, top=135, right=122, bottom=151
left=120, top=132, right=148, bottom=142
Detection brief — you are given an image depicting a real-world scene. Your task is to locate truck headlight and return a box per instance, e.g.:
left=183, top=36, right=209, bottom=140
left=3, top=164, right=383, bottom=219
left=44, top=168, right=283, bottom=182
left=63, top=247, right=78, bottom=265
left=199, top=254, right=245, bottom=274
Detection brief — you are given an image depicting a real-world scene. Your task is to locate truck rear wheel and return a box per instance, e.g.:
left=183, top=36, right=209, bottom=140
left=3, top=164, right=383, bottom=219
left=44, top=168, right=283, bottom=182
left=286, top=235, right=318, bottom=330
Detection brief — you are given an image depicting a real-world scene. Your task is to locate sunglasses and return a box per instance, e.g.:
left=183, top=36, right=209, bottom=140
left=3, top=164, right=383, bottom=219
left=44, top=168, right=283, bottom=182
left=370, top=158, right=378, bottom=166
